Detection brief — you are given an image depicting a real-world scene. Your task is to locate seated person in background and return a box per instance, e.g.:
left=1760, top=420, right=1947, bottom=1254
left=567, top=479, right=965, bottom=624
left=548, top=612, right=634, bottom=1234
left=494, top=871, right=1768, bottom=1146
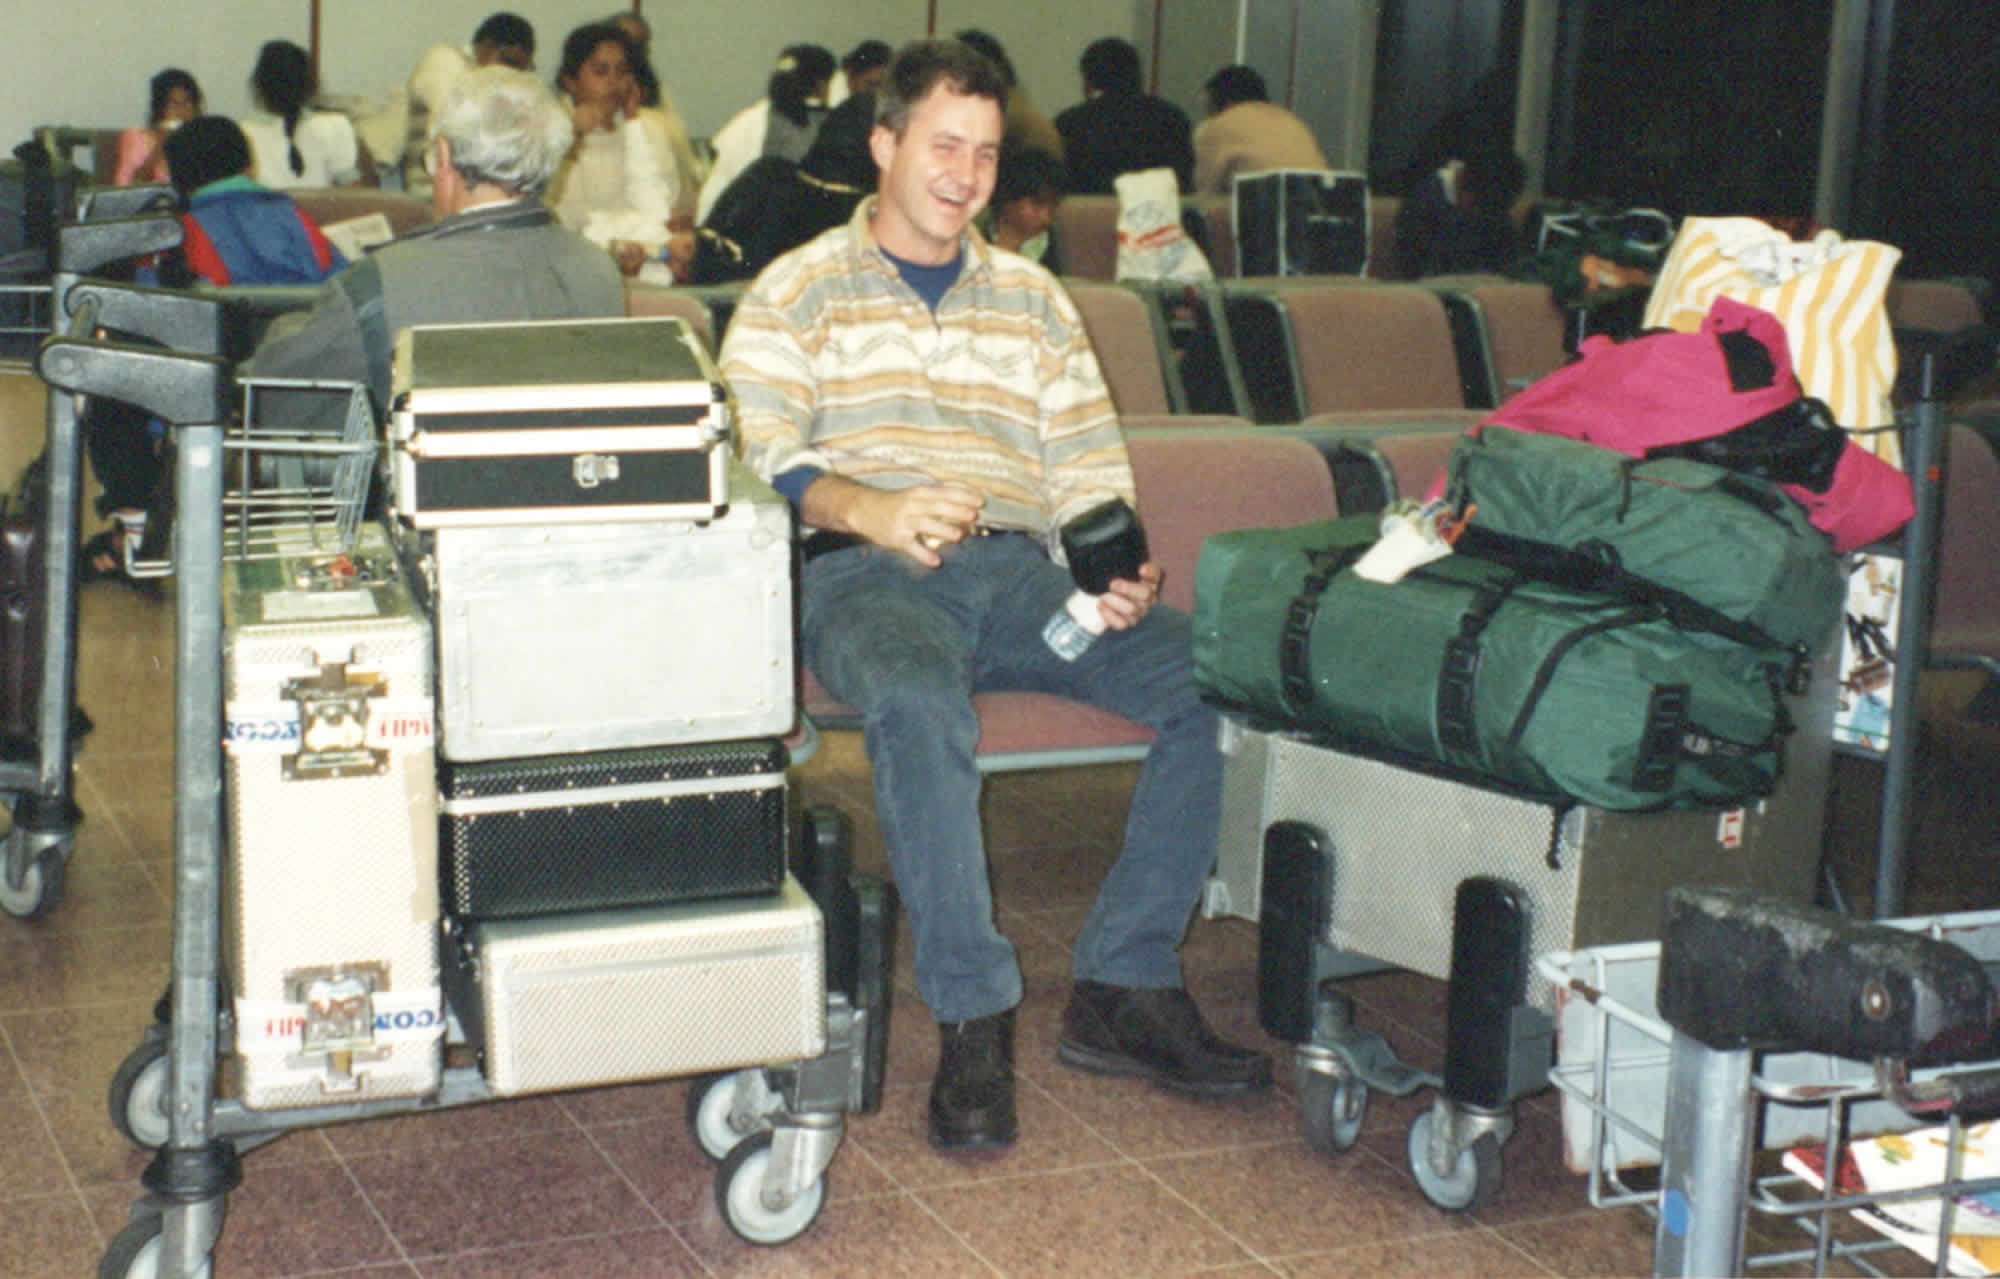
left=694, top=43, right=836, bottom=223
left=402, top=11, right=536, bottom=195
left=1393, top=144, right=1529, bottom=279
left=113, top=68, right=202, bottom=187
left=981, top=142, right=1066, bottom=270
left=1055, top=36, right=1193, bottom=194
left=1192, top=65, right=1327, bottom=195
left=691, top=90, right=877, bottom=283
left=241, top=40, right=365, bottom=189
left=721, top=38, right=1270, bottom=1154
left=954, top=29, right=1063, bottom=163
left=157, top=116, right=346, bottom=287
left=246, top=66, right=623, bottom=415
left=545, top=21, right=683, bottom=272
left=82, top=114, right=347, bottom=587
left=829, top=39, right=893, bottom=105
left=605, top=8, right=705, bottom=224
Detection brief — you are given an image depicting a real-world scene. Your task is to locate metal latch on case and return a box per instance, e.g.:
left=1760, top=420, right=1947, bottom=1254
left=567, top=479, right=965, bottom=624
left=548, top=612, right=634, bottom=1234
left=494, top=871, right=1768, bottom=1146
left=281, top=659, right=388, bottom=780
left=286, top=962, right=387, bottom=1094
left=572, top=453, right=621, bottom=488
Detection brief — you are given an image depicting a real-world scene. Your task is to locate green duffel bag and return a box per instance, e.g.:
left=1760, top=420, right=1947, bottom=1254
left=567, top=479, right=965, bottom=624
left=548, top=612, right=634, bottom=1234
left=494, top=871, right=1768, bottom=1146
left=1192, top=516, right=1796, bottom=811
left=1447, top=426, right=1845, bottom=655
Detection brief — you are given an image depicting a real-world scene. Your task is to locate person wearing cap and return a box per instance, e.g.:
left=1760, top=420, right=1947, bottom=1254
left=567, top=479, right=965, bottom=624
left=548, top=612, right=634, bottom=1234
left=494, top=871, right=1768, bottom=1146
left=694, top=43, right=836, bottom=223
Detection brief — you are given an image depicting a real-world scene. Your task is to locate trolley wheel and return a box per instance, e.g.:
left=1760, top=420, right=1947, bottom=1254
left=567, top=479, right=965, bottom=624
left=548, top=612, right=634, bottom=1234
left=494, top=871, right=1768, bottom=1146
left=686, top=1068, right=773, bottom=1161
left=109, top=1039, right=171, bottom=1150
left=715, top=1130, right=826, bottom=1246
left=0, top=844, right=66, bottom=919
left=98, top=1214, right=214, bottom=1279
left=1406, top=1108, right=1502, bottom=1213
left=1300, top=1070, right=1368, bottom=1154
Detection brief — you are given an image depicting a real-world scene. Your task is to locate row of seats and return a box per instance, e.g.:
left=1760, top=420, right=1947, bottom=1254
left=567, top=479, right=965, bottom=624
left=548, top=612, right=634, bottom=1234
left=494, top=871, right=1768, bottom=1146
left=1054, top=191, right=1406, bottom=284
left=289, top=186, right=1988, bottom=440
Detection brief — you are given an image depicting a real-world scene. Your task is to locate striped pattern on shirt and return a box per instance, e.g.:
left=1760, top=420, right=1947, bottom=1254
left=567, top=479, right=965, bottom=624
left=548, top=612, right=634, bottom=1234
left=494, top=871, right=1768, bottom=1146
left=719, top=199, right=1135, bottom=542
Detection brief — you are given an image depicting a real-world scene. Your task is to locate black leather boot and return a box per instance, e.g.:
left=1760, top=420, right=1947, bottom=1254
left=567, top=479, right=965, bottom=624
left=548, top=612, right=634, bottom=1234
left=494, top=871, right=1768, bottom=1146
left=929, top=1007, right=1018, bottom=1150
left=1058, top=981, right=1272, bottom=1097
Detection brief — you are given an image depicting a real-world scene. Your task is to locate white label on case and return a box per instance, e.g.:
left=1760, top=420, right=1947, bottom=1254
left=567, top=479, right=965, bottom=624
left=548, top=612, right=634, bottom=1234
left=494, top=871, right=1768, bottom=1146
left=235, top=989, right=445, bottom=1051
left=225, top=698, right=435, bottom=752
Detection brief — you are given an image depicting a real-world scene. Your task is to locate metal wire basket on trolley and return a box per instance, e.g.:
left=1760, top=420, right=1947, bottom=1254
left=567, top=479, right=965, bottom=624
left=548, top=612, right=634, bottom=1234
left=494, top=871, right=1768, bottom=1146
left=1539, top=893, right=2000, bottom=1276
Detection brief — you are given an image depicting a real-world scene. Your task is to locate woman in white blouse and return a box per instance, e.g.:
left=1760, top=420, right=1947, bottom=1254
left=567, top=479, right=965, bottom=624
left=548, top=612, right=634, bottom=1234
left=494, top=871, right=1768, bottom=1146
left=240, top=40, right=361, bottom=189
left=545, top=21, right=683, bottom=274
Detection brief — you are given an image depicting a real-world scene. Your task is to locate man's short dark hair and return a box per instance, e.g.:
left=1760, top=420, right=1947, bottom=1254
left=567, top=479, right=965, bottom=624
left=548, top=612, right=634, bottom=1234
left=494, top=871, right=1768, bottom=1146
left=1203, top=65, right=1267, bottom=111
left=1080, top=37, right=1142, bottom=94
left=992, top=144, right=1065, bottom=209
left=164, top=115, right=251, bottom=200
left=874, top=39, right=1009, bottom=137
left=473, top=12, right=534, bottom=56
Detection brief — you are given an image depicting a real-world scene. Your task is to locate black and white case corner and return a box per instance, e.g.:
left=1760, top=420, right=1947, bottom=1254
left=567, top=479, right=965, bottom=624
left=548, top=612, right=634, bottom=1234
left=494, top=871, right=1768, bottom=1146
left=388, top=315, right=733, bottom=528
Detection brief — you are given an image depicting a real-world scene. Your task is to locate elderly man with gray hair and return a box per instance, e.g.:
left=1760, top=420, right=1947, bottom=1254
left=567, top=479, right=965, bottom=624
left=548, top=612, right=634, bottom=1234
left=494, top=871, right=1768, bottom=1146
left=247, top=66, right=623, bottom=413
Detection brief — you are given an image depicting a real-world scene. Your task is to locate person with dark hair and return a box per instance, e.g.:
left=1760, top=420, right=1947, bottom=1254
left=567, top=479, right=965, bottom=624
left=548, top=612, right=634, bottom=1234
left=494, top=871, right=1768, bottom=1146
left=82, top=114, right=345, bottom=587
left=692, top=90, right=878, bottom=284
left=1192, top=63, right=1327, bottom=194
left=722, top=37, right=1271, bottom=1154
left=242, top=39, right=362, bottom=189
left=602, top=9, right=705, bottom=223
left=113, top=68, right=202, bottom=186
left=546, top=21, right=684, bottom=268
left=403, top=11, right=537, bottom=194
left=1393, top=144, right=1530, bottom=278
left=982, top=142, right=1066, bottom=267
left=832, top=39, right=893, bottom=102
left=162, top=117, right=345, bottom=286
left=953, top=28, right=1064, bottom=163
left=695, top=43, right=836, bottom=222
left=1054, top=36, right=1194, bottom=193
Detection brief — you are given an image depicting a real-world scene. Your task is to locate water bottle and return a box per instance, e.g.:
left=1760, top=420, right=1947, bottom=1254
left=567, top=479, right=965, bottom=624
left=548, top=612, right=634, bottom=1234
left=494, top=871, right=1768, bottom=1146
left=1042, top=498, right=1149, bottom=662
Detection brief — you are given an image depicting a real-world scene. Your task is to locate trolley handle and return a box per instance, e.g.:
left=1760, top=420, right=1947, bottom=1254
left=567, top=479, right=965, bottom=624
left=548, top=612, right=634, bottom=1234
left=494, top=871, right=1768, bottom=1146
left=1657, top=885, right=1999, bottom=1066
left=1877, top=1057, right=2000, bottom=1123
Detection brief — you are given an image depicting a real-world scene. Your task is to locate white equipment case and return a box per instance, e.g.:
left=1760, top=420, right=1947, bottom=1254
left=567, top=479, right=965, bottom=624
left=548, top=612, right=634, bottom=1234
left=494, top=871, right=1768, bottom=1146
left=221, top=524, right=443, bottom=1108
left=389, top=315, right=731, bottom=528
left=443, top=875, right=827, bottom=1096
left=407, top=462, right=794, bottom=761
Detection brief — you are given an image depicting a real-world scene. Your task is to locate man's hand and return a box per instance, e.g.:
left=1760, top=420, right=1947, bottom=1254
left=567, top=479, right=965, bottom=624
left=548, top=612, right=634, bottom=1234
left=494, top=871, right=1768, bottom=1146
left=801, top=474, right=985, bottom=568
left=1095, top=561, right=1162, bottom=631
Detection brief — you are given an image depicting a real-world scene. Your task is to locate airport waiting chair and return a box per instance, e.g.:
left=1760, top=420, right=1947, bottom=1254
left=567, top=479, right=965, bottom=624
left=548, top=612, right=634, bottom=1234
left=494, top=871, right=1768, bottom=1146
left=1064, top=280, right=1179, bottom=415
left=1051, top=195, right=1121, bottom=282
left=624, top=282, right=716, bottom=352
left=1222, top=280, right=1482, bottom=424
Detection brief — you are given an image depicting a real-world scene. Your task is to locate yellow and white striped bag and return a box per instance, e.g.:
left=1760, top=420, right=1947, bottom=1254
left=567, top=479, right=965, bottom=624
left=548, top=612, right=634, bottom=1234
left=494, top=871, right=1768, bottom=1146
left=1643, top=217, right=1903, bottom=464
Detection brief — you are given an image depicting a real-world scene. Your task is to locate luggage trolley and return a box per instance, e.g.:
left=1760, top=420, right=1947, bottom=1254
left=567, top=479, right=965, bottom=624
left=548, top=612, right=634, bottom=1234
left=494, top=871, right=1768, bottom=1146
left=2, top=211, right=192, bottom=920
left=34, top=327, right=893, bottom=1277
left=1204, top=687, right=1837, bottom=1211
left=1542, top=885, right=2000, bottom=1277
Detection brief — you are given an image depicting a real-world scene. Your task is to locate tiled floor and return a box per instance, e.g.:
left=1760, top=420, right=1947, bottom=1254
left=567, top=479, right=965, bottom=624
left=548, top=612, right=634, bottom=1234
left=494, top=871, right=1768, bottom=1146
left=4, top=570, right=1997, bottom=1277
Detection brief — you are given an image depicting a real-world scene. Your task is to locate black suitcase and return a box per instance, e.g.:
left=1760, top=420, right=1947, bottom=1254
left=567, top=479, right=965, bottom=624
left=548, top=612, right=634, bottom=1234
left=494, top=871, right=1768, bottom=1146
left=438, top=740, right=789, bottom=919
left=0, top=460, right=45, bottom=756
left=1232, top=170, right=1370, bottom=276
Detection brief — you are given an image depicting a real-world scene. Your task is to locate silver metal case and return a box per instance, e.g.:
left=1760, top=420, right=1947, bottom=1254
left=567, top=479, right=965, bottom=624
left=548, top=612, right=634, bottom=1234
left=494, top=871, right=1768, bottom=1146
left=420, top=463, right=793, bottom=761
left=389, top=316, right=731, bottom=527
left=1207, top=641, right=1839, bottom=1006
left=222, top=525, right=442, bottom=1108
left=450, top=875, right=827, bottom=1096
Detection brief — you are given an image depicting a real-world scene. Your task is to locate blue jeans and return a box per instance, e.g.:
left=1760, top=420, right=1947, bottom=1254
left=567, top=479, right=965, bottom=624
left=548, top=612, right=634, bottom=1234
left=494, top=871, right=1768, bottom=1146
left=802, top=534, right=1222, bottom=1023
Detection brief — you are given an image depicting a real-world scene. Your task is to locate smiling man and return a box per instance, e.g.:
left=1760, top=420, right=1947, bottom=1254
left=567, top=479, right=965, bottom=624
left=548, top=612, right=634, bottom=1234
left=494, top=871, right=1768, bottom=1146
left=721, top=38, right=1271, bottom=1154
